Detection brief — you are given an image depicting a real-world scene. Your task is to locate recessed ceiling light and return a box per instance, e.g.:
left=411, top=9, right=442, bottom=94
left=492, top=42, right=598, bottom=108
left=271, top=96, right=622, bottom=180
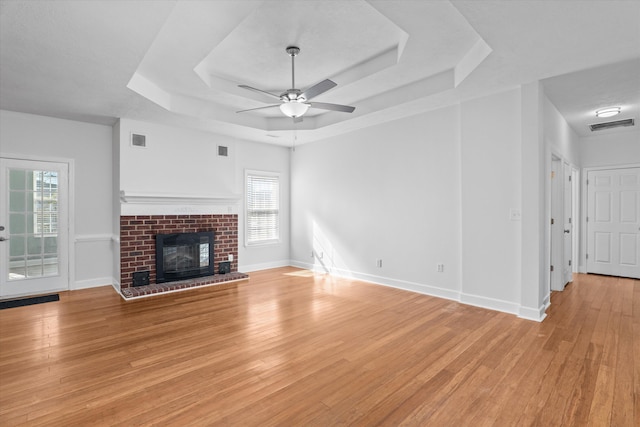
left=595, top=107, right=621, bottom=118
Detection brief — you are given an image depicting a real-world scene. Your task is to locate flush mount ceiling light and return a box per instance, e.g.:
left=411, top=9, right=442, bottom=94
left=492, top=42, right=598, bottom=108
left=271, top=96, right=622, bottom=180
left=595, top=107, right=621, bottom=118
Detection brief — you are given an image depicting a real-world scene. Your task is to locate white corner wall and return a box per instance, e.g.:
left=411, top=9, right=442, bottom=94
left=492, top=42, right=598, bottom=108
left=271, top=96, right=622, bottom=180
left=291, top=86, right=550, bottom=320
left=543, top=96, right=581, bottom=165
left=0, top=110, right=114, bottom=290
left=460, top=88, right=523, bottom=314
left=116, top=118, right=291, bottom=272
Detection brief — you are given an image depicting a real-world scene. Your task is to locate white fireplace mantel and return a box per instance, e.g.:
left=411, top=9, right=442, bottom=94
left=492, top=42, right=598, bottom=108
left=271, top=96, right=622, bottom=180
left=120, top=191, right=241, bottom=205
left=119, top=190, right=242, bottom=215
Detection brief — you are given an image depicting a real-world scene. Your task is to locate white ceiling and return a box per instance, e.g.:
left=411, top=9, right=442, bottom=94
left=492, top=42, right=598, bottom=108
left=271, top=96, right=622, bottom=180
left=1, top=0, right=639, bottom=146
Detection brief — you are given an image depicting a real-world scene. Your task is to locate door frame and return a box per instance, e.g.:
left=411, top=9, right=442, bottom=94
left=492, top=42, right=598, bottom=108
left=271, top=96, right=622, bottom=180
left=562, top=161, right=575, bottom=285
left=548, top=150, right=579, bottom=292
left=550, top=156, right=563, bottom=291
left=571, top=166, right=580, bottom=275
left=1, top=153, right=75, bottom=296
left=581, top=163, right=640, bottom=277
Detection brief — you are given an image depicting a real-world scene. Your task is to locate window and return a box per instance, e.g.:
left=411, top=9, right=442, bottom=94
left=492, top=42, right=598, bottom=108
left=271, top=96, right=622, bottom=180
left=33, top=171, right=58, bottom=235
left=246, top=171, right=280, bottom=245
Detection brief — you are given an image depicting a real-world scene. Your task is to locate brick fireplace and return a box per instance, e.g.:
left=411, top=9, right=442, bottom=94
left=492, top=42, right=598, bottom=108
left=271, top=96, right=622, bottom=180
left=119, top=214, right=246, bottom=297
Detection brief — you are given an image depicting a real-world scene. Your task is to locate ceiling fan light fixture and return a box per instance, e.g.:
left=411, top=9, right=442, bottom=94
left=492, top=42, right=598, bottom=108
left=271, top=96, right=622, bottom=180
left=238, top=46, right=354, bottom=120
left=595, top=107, right=621, bottom=118
left=280, top=101, right=309, bottom=118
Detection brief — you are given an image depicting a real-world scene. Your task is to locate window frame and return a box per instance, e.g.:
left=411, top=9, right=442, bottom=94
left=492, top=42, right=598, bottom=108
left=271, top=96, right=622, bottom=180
left=245, top=169, right=281, bottom=247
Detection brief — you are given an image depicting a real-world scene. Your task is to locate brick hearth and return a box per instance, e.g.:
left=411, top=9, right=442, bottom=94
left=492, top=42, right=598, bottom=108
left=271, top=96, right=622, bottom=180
left=120, top=272, right=249, bottom=298
left=120, top=214, right=241, bottom=295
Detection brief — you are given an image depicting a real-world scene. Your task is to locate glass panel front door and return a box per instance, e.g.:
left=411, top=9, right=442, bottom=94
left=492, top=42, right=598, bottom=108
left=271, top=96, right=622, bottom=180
left=1, top=158, right=68, bottom=297
left=9, top=169, right=60, bottom=279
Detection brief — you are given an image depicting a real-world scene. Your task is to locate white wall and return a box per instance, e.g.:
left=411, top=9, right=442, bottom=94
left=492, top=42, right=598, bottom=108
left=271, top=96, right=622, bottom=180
left=118, top=118, right=237, bottom=197
left=578, top=128, right=640, bottom=274
left=0, top=110, right=114, bottom=289
left=543, top=95, right=581, bottom=280
left=520, top=82, right=547, bottom=319
left=544, top=96, right=581, bottom=165
left=290, top=87, right=548, bottom=319
left=112, top=119, right=121, bottom=288
left=460, top=88, right=523, bottom=313
left=291, top=105, right=463, bottom=301
left=580, top=130, right=640, bottom=168
left=117, top=118, right=291, bottom=272
left=235, top=139, right=291, bottom=271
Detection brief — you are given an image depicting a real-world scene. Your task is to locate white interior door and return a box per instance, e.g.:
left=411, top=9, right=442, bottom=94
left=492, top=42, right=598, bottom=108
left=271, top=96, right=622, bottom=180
left=587, top=167, right=640, bottom=279
left=550, top=158, right=563, bottom=291
left=0, top=158, right=69, bottom=297
left=563, top=162, right=573, bottom=285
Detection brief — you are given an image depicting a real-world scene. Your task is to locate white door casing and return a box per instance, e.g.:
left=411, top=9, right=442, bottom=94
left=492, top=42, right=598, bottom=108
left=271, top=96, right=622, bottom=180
left=587, top=167, right=640, bottom=279
left=563, top=162, right=573, bottom=285
left=0, top=158, right=70, bottom=297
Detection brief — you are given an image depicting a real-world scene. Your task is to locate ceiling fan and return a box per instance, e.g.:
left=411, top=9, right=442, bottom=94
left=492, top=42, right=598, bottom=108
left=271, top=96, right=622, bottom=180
left=236, top=46, right=355, bottom=121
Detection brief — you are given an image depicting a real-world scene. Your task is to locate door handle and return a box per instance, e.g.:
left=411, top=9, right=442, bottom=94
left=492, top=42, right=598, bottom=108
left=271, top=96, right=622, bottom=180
left=0, top=236, right=9, bottom=242
left=564, top=229, right=570, bottom=233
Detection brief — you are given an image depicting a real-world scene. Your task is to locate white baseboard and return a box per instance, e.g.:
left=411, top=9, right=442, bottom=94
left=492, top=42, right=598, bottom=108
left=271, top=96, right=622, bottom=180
left=291, top=260, right=460, bottom=302
left=74, top=234, right=115, bottom=243
left=240, top=260, right=290, bottom=272
left=459, top=292, right=520, bottom=315
left=289, top=260, right=546, bottom=321
left=518, top=304, right=547, bottom=322
left=111, top=280, right=122, bottom=296
left=543, top=293, right=551, bottom=310
left=71, top=277, right=114, bottom=290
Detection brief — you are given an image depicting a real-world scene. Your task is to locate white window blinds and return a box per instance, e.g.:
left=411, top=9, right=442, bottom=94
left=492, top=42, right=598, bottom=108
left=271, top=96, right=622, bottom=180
left=246, top=172, right=280, bottom=245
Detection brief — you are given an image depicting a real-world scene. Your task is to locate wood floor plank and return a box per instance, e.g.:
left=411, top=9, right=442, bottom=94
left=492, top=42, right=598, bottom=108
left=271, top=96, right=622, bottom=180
left=0, top=268, right=637, bottom=426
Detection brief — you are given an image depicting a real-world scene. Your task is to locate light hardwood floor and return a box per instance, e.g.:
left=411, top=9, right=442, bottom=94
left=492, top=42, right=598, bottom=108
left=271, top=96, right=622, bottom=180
left=0, top=268, right=637, bottom=426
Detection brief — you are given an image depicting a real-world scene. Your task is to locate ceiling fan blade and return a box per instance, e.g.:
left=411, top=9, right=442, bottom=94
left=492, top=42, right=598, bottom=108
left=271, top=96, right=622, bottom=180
left=309, top=102, right=355, bottom=113
left=236, top=104, right=281, bottom=113
left=238, top=85, right=282, bottom=100
left=300, top=79, right=337, bottom=101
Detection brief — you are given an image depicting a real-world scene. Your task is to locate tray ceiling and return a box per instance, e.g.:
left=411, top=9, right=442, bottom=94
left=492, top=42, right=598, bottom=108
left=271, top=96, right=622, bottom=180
left=1, top=0, right=638, bottom=145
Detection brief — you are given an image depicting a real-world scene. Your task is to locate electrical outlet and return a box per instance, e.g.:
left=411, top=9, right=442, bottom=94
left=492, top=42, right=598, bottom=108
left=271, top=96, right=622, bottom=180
left=311, top=250, right=314, bottom=258
left=228, top=254, right=234, bottom=262
left=376, top=259, right=383, bottom=268
left=437, top=263, right=444, bottom=272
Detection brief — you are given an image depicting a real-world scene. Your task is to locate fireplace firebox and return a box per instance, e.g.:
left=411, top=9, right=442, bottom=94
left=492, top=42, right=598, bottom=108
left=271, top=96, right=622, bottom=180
left=155, top=231, right=215, bottom=283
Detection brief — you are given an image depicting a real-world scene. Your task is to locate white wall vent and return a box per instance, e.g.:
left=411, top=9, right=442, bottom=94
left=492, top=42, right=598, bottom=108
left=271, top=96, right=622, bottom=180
left=218, top=145, right=228, bottom=157
left=589, top=118, right=635, bottom=132
left=131, top=133, right=147, bottom=147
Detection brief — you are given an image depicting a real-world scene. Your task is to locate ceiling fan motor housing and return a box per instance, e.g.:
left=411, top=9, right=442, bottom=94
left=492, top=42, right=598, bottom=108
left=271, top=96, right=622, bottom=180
left=285, top=46, right=300, bottom=57
left=282, top=89, right=304, bottom=102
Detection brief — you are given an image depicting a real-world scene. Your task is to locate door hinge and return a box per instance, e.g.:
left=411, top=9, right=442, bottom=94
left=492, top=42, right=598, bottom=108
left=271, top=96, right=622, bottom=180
left=550, top=265, right=554, bottom=272
left=568, top=260, right=572, bottom=266
left=551, top=218, right=555, bottom=225
left=586, top=254, right=589, bottom=259
left=586, top=179, right=589, bottom=185
left=569, top=175, right=572, bottom=182
left=569, top=217, right=572, bottom=224
left=586, top=217, right=589, bottom=222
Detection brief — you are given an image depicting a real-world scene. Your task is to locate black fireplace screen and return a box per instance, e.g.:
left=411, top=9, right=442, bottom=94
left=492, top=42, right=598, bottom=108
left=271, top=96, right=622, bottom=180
left=155, top=231, right=214, bottom=283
